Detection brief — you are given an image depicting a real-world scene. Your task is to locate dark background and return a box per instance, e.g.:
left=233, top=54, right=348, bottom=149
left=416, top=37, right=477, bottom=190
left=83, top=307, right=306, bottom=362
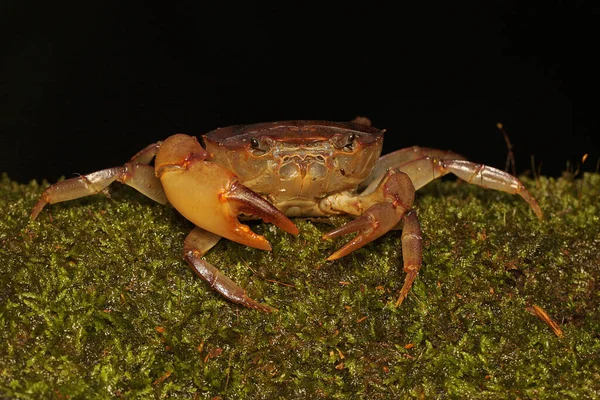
left=1, top=2, right=597, bottom=183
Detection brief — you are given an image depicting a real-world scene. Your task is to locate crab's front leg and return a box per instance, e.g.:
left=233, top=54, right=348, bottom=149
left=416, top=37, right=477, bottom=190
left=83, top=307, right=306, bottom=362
left=321, top=169, right=423, bottom=306
left=184, top=227, right=277, bottom=312
left=362, top=150, right=543, bottom=219
left=398, top=157, right=544, bottom=219
left=156, top=134, right=299, bottom=311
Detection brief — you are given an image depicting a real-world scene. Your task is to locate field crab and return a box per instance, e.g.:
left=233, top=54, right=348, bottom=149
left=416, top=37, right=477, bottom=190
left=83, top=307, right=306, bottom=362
left=31, top=120, right=543, bottom=312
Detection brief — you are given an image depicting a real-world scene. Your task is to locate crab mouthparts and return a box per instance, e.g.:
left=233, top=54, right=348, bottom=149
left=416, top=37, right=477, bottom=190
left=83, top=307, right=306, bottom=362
left=278, top=154, right=329, bottom=180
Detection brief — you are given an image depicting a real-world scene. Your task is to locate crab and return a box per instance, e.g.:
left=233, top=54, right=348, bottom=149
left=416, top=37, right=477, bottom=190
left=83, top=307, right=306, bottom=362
left=31, top=120, right=543, bottom=312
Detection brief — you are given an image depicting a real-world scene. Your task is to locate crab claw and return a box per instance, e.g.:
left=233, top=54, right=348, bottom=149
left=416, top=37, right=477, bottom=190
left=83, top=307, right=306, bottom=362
left=156, top=134, right=298, bottom=250
left=226, top=181, right=300, bottom=245
left=324, top=202, right=402, bottom=260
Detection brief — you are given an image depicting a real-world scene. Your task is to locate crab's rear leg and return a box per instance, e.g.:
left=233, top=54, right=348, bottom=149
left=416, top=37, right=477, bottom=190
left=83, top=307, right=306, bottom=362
left=360, top=146, right=466, bottom=190
left=398, top=157, right=543, bottom=219
left=31, top=142, right=167, bottom=219
left=184, top=227, right=277, bottom=312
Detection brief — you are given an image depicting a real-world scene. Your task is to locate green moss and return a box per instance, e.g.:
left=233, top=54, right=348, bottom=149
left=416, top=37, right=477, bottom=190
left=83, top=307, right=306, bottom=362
left=1, top=173, right=599, bottom=398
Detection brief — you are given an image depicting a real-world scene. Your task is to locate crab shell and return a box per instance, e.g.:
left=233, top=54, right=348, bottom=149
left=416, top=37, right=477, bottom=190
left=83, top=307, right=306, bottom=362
left=203, top=121, right=384, bottom=216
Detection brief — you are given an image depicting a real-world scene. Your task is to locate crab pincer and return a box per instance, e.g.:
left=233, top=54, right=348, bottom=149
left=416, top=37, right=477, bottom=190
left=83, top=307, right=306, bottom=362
left=155, top=134, right=298, bottom=249
left=322, top=168, right=423, bottom=306
left=323, top=168, right=416, bottom=259
left=324, top=202, right=401, bottom=260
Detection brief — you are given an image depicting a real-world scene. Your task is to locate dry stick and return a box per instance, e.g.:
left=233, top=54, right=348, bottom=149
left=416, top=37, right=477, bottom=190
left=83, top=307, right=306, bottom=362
left=496, top=123, right=516, bottom=176
left=531, top=154, right=542, bottom=188
left=526, top=305, right=564, bottom=337
left=578, top=154, right=589, bottom=205
left=573, top=155, right=583, bottom=179
left=225, top=350, right=234, bottom=391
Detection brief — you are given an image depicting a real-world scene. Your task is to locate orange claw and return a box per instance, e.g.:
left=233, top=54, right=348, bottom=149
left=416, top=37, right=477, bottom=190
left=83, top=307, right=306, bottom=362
left=156, top=134, right=298, bottom=250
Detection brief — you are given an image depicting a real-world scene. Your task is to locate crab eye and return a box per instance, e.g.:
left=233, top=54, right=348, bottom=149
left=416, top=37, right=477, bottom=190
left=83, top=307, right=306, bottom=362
left=248, top=137, right=270, bottom=155
left=346, top=133, right=356, bottom=146
left=333, top=132, right=358, bottom=151
left=342, top=132, right=357, bottom=152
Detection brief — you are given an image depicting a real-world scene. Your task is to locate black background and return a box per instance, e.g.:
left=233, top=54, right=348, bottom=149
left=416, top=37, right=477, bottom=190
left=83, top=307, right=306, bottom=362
left=1, top=2, right=597, bottom=183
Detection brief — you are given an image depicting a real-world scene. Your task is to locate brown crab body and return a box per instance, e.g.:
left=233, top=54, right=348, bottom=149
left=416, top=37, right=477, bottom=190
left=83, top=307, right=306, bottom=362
left=204, top=121, right=384, bottom=216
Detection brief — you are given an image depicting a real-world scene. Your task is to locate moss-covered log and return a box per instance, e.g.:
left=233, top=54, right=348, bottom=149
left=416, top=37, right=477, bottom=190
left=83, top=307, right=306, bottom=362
left=1, top=173, right=599, bottom=398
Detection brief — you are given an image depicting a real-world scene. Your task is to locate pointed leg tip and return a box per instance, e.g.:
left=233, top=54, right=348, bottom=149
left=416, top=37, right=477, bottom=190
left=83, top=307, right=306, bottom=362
left=528, top=199, right=544, bottom=220
left=536, top=213, right=544, bottom=221
left=394, top=296, right=406, bottom=308
left=243, top=297, right=278, bottom=313
left=30, top=199, right=47, bottom=220
left=534, top=207, right=544, bottom=221
left=260, top=305, right=279, bottom=313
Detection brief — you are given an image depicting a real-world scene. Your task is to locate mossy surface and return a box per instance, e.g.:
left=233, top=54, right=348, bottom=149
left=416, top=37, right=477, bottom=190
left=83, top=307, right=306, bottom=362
left=1, top=173, right=599, bottom=399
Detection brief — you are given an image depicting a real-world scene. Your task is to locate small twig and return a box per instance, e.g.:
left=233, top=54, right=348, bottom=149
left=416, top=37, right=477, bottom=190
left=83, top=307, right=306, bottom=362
left=265, top=278, right=296, bottom=288
left=526, top=304, right=564, bottom=337
left=246, top=264, right=296, bottom=288
left=152, top=370, right=172, bottom=386
left=578, top=154, right=588, bottom=205
left=530, top=154, right=542, bottom=188
left=496, top=122, right=516, bottom=176
left=225, top=350, right=234, bottom=392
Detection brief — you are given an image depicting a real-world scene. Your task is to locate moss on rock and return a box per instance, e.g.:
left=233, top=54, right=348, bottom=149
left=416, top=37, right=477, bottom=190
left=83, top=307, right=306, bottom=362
left=1, top=173, right=599, bottom=398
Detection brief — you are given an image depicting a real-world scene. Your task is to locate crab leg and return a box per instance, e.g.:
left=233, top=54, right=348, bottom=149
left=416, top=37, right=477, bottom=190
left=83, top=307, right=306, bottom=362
left=396, top=156, right=543, bottom=219
left=322, top=168, right=424, bottom=305
left=396, top=210, right=422, bottom=306
left=31, top=142, right=167, bottom=220
left=360, top=146, right=466, bottom=191
left=184, top=227, right=277, bottom=312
